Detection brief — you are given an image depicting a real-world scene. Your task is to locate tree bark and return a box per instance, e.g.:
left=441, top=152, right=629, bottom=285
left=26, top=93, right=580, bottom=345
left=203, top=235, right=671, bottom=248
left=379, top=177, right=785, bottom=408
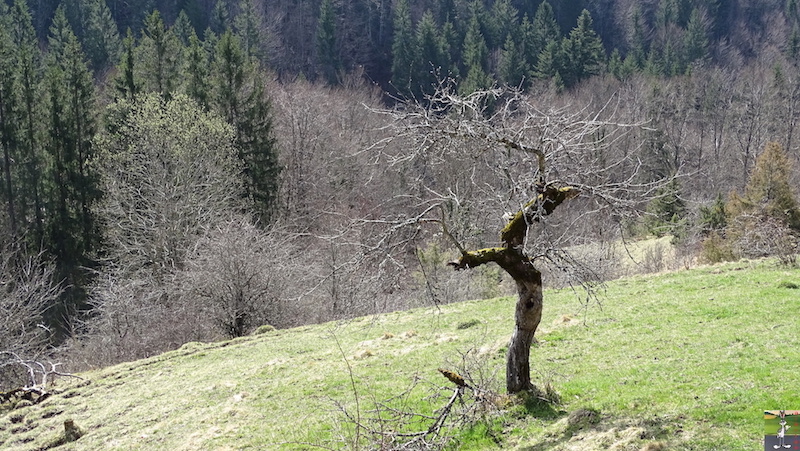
left=448, top=185, right=577, bottom=393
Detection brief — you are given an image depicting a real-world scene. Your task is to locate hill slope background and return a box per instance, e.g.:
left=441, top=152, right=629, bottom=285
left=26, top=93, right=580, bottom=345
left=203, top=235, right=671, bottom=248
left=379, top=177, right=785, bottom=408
left=1, top=258, right=799, bottom=450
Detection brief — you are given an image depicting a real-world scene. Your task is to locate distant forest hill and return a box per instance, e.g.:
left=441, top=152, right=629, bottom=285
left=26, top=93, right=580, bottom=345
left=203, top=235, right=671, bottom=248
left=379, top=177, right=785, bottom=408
left=17, top=0, right=800, bottom=93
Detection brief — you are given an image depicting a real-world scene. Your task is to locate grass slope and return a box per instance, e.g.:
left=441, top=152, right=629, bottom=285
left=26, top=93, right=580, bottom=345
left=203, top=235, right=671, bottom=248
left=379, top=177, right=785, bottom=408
left=1, top=259, right=799, bottom=450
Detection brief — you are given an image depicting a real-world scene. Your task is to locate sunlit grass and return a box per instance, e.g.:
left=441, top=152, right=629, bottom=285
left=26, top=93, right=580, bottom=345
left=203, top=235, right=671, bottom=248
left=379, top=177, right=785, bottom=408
left=0, top=258, right=797, bottom=450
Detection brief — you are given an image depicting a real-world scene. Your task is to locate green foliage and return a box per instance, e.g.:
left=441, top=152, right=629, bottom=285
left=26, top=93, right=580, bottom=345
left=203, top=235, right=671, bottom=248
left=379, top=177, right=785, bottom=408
left=459, top=12, right=492, bottom=94
left=391, top=0, right=417, bottom=98
left=114, top=29, right=138, bottom=99
left=233, top=0, right=265, bottom=64
left=212, top=31, right=281, bottom=222
left=559, top=10, right=605, bottom=88
left=315, top=0, right=340, bottom=85
left=684, top=7, right=709, bottom=67
left=43, top=7, right=101, bottom=281
left=137, top=10, right=181, bottom=99
left=415, top=10, right=449, bottom=96
left=645, top=178, right=687, bottom=240
left=699, top=193, right=728, bottom=234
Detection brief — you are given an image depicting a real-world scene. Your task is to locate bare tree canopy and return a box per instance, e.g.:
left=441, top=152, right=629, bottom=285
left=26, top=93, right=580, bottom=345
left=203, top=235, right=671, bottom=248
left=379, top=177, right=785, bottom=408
left=372, top=85, right=659, bottom=393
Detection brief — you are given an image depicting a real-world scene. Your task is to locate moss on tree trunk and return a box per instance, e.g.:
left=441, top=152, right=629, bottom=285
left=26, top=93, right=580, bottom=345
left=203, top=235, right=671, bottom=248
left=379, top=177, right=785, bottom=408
left=448, top=185, right=577, bottom=393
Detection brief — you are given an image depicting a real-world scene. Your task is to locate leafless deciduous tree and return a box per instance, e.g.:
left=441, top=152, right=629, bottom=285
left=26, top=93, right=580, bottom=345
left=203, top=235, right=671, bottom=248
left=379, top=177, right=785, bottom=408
left=180, top=217, right=291, bottom=338
left=0, top=245, right=63, bottom=389
left=371, top=85, right=658, bottom=393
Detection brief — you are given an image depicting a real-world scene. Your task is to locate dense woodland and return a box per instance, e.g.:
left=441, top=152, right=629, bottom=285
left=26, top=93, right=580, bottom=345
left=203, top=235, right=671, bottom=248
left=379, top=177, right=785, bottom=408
left=1, top=0, right=800, bottom=376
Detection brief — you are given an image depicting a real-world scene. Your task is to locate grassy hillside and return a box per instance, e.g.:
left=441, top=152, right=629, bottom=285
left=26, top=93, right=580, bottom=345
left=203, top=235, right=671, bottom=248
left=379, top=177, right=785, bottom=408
left=1, top=259, right=799, bottom=450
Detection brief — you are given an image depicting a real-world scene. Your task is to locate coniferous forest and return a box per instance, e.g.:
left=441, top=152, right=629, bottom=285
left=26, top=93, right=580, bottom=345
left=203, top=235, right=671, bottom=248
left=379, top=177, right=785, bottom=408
left=1, top=0, right=800, bottom=374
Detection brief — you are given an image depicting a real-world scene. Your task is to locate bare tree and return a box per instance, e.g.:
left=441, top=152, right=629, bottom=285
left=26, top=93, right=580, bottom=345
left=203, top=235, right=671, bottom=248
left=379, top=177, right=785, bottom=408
left=180, top=217, right=291, bottom=337
left=371, top=85, right=656, bottom=393
left=0, top=244, right=63, bottom=389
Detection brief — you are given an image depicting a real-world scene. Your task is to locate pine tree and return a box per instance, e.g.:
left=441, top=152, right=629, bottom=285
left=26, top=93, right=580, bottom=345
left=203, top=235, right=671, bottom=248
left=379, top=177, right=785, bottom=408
left=210, top=0, right=230, bottom=35
left=137, top=10, right=181, bottom=99
left=212, top=31, right=281, bottom=223
left=531, top=1, right=560, bottom=55
left=486, top=0, right=519, bottom=49
left=459, top=12, right=492, bottom=94
left=684, top=8, right=709, bottom=68
left=43, top=7, right=100, bottom=278
left=184, top=30, right=211, bottom=109
left=561, top=9, right=605, bottom=88
left=316, top=0, right=341, bottom=85
left=234, top=0, right=266, bottom=64
left=114, top=28, right=138, bottom=100
left=172, top=10, right=195, bottom=46
left=10, top=0, right=45, bottom=246
left=415, top=10, right=448, bottom=96
left=498, top=33, right=527, bottom=88
left=0, top=3, right=19, bottom=240
left=391, top=0, right=417, bottom=98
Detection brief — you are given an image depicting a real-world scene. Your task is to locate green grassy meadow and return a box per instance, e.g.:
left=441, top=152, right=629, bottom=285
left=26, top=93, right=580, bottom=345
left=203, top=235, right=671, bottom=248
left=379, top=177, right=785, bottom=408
left=1, top=259, right=799, bottom=450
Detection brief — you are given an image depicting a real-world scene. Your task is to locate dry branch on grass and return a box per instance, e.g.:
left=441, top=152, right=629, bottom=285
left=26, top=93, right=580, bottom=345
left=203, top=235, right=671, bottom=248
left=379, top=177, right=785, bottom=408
left=0, top=352, right=84, bottom=408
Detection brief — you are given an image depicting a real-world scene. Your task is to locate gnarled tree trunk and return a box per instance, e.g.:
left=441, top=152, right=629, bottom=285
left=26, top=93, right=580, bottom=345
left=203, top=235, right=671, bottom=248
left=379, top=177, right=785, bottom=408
left=448, top=185, right=577, bottom=393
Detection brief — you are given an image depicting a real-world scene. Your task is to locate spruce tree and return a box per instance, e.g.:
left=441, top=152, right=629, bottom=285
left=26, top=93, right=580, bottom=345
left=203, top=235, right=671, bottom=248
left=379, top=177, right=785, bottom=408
left=391, top=0, right=417, bottom=98
left=728, top=142, right=800, bottom=230
left=234, top=0, right=266, bottom=64
left=684, top=8, right=709, bottom=68
left=459, top=13, right=492, bottom=95
left=43, top=7, right=101, bottom=282
left=184, top=30, right=211, bottom=109
left=212, top=31, right=281, bottom=223
left=561, top=9, right=605, bottom=88
left=137, top=10, right=181, bottom=99
left=498, top=33, right=527, bottom=88
left=415, top=10, right=448, bottom=97
left=316, top=0, right=341, bottom=85
left=0, top=3, right=19, bottom=240
left=10, top=0, right=45, bottom=246
left=114, top=28, right=139, bottom=100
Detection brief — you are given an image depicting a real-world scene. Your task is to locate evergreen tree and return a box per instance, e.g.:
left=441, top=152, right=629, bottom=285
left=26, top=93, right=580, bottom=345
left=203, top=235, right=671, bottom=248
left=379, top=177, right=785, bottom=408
left=86, top=0, right=121, bottom=74
left=486, top=0, right=519, bottom=49
left=415, top=10, right=448, bottom=96
left=172, top=10, right=195, bottom=46
left=10, top=0, right=45, bottom=246
left=531, top=0, right=559, bottom=53
left=137, top=10, right=181, bottom=99
left=684, top=8, right=709, bottom=68
left=184, top=30, right=211, bottom=109
left=316, top=0, right=341, bottom=85
left=0, top=3, right=19, bottom=240
left=560, top=9, right=605, bottom=88
left=645, top=177, right=687, bottom=238
left=114, top=28, right=139, bottom=100
left=459, top=12, right=492, bottom=94
left=234, top=0, right=266, bottom=64
left=391, top=0, right=417, bottom=98
left=728, top=142, right=800, bottom=230
left=498, top=33, right=527, bottom=87
left=43, top=7, right=101, bottom=286
left=212, top=31, right=281, bottom=223
left=210, top=0, right=230, bottom=35
left=535, top=38, right=564, bottom=80
left=626, top=5, right=648, bottom=70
